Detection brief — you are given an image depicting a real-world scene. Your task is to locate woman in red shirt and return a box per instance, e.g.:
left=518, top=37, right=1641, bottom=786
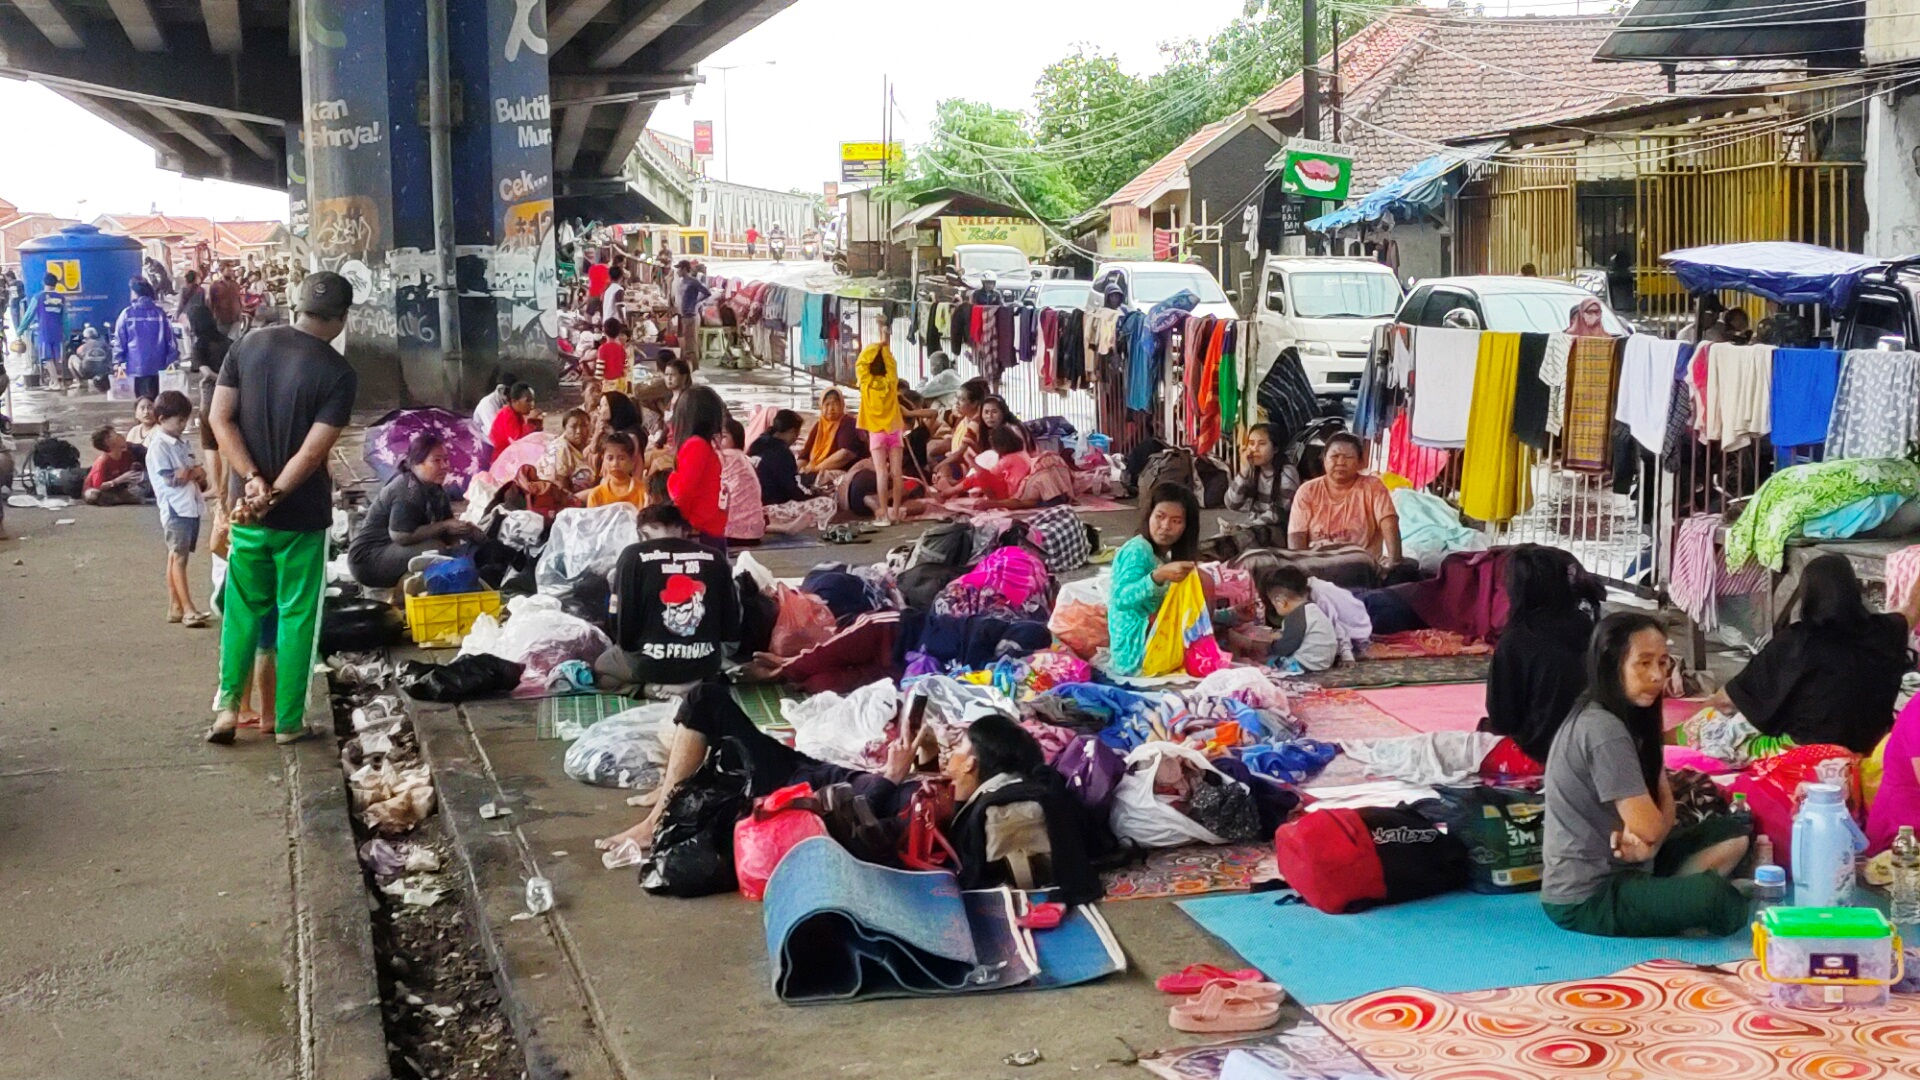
left=488, top=383, right=543, bottom=450
left=665, top=385, right=730, bottom=548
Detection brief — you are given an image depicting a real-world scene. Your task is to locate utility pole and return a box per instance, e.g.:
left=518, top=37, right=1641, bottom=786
left=1301, top=0, right=1319, bottom=142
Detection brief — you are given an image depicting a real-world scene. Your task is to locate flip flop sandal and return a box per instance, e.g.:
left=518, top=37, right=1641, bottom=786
left=821, top=525, right=865, bottom=545
left=204, top=723, right=238, bottom=746
left=1168, top=982, right=1283, bottom=1034
left=1154, top=964, right=1268, bottom=996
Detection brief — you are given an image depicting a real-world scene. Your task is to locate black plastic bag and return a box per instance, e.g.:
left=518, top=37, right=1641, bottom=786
left=398, top=654, right=525, bottom=703
left=319, top=598, right=407, bottom=654
left=1185, top=771, right=1262, bottom=843
left=28, top=437, right=80, bottom=470
left=638, top=750, right=750, bottom=897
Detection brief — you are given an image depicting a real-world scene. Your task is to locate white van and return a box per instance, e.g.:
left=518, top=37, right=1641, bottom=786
left=1253, top=256, right=1403, bottom=396
left=1088, top=261, right=1238, bottom=322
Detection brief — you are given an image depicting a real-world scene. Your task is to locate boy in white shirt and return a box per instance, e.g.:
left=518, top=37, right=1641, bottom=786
left=149, top=390, right=210, bottom=627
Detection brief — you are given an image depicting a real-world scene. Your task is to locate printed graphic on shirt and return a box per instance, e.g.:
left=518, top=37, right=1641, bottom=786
left=660, top=573, right=707, bottom=638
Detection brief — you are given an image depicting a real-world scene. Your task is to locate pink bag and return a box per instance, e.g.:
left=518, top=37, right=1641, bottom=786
left=769, top=584, right=837, bottom=658
left=733, top=783, right=828, bottom=901
left=1048, top=600, right=1109, bottom=659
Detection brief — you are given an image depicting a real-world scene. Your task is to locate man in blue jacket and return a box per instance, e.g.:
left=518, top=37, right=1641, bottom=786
left=24, top=271, right=68, bottom=389
left=113, top=277, right=179, bottom=400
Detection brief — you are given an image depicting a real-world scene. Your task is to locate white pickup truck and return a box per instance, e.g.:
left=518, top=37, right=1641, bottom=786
left=1252, top=256, right=1404, bottom=397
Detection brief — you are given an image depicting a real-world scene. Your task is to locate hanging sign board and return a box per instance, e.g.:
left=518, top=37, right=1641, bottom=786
left=692, top=121, right=715, bottom=158
left=1273, top=137, right=1354, bottom=202
left=840, top=141, right=904, bottom=182
left=938, top=216, right=1047, bottom=259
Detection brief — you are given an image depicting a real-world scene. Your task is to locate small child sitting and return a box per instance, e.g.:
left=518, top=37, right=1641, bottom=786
left=84, top=423, right=149, bottom=505
left=938, top=424, right=1030, bottom=502
left=1261, top=566, right=1338, bottom=673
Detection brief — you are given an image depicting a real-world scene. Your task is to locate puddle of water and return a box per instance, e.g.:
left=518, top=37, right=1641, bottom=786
left=205, top=956, right=290, bottom=1036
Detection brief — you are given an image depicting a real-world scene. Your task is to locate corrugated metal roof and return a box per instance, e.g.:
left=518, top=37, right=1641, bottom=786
left=1595, top=0, right=1863, bottom=63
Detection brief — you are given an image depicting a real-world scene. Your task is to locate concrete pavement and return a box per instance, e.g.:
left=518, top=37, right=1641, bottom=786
left=0, top=392, right=384, bottom=1080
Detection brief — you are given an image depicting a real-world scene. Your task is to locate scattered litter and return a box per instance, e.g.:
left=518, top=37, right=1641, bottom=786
left=525, top=876, right=554, bottom=915
left=54, top=518, right=74, bottom=526
left=550, top=850, right=568, bottom=858
left=624, top=791, right=656, bottom=808
left=380, top=874, right=447, bottom=907
left=600, top=838, right=645, bottom=870
left=1005, top=1049, right=1045, bottom=1067
left=509, top=912, right=535, bottom=922
left=478, top=801, right=511, bottom=819
left=359, top=838, right=442, bottom=882
left=405, top=993, right=424, bottom=1006
left=423, top=1004, right=458, bottom=1021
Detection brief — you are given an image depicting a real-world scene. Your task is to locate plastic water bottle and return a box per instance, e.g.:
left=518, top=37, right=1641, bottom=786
left=1753, top=864, right=1788, bottom=917
left=525, top=876, right=554, bottom=915
left=1792, top=783, right=1867, bottom=907
left=1892, top=826, right=1920, bottom=926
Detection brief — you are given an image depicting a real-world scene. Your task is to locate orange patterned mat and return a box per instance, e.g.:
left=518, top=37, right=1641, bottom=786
left=1312, top=959, right=1920, bottom=1080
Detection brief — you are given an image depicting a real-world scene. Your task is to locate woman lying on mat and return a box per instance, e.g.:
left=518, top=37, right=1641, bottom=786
left=595, top=683, right=1102, bottom=902
left=1480, top=544, right=1605, bottom=764
left=1707, top=554, right=1919, bottom=756
left=1108, top=483, right=1202, bottom=676
left=1542, top=613, right=1750, bottom=939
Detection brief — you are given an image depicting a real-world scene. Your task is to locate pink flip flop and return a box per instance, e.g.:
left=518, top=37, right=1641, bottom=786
left=1155, top=963, right=1267, bottom=996
left=1169, top=981, right=1284, bottom=1034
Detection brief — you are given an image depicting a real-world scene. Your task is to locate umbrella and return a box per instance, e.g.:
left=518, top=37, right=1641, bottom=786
left=363, top=408, right=486, bottom=495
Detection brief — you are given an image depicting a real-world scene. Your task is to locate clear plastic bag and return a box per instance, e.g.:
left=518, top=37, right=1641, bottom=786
left=780, top=677, right=899, bottom=770
left=458, top=594, right=613, bottom=687
left=535, top=503, right=639, bottom=596
left=499, top=509, right=546, bottom=552
left=562, top=703, right=677, bottom=790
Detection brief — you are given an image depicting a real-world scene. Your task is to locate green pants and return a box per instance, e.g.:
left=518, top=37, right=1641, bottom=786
left=1544, top=812, right=1752, bottom=938
left=217, top=525, right=327, bottom=734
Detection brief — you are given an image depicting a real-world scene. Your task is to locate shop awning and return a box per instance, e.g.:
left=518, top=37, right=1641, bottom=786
left=1305, top=145, right=1495, bottom=233
left=1659, top=242, right=1884, bottom=308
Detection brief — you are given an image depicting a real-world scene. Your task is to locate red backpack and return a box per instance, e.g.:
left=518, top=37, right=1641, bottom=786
left=1275, top=806, right=1469, bottom=913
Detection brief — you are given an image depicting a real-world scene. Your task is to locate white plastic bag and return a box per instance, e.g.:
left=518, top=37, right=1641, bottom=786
left=733, top=551, right=777, bottom=594
left=562, top=703, right=677, bottom=790
left=1193, top=667, right=1291, bottom=715
left=499, top=509, right=546, bottom=552
left=1109, top=742, right=1228, bottom=849
left=535, top=503, right=639, bottom=595
left=781, top=677, right=898, bottom=771
left=458, top=594, right=613, bottom=685
left=462, top=473, right=503, bottom=526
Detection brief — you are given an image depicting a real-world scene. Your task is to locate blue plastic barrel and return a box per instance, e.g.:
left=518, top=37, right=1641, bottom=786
left=18, top=224, right=147, bottom=338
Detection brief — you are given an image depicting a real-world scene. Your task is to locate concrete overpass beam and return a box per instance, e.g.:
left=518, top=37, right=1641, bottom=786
left=653, top=0, right=793, bottom=68
left=590, top=0, right=704, bottom=69
left=547, top=0, right=615, bottom=53
left=215, top=114, right=276, bottom=160
left=554, top=98, right=597, bottom=173
left=200, top=0, right=242, bottom=55
left=104, top=0, right=165, bottom=53
left=142, top=103, right=230, bottom=162
left=600, top=98, right=655, bottom=176
left=12, top=0, right=84, bottom=49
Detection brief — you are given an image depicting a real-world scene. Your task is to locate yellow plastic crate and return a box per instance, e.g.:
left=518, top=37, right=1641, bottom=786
left=404, top=590, right=502, bottom=647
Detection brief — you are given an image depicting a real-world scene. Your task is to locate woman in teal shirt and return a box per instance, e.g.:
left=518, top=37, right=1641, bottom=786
left=1109, top=483, right=1203, bottom=674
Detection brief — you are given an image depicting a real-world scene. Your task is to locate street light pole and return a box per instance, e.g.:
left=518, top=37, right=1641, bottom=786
left=706, top=60, right=777, bottom=185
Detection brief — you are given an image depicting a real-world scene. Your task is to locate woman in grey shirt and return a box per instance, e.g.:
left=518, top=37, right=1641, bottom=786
left=1541, top=612, right=1750, bottom=938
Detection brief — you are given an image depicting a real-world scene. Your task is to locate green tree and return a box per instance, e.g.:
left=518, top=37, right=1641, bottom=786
left=1030, top=49, right=1149, bottom=210
left=890, top=98, right=1081, bottom=221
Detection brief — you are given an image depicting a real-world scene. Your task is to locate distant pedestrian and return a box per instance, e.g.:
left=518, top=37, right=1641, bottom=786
left=745, top=224, right=760, bottom=259
left=148, top=390, right=210, bottom=628
left=204, top=271, right=357, bottom=745
left=24, top=271, right=68, bottom=388
left=601, top=263, right=626, bottom=326
left=208, top=265, right=245, bottom=342
left=672, top=260, right=710, bottom=365
left=113, top=277, right=178, bottom=401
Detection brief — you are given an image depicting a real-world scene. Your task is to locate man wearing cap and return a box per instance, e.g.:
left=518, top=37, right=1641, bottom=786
left=204, top=271, right=358, bottom=745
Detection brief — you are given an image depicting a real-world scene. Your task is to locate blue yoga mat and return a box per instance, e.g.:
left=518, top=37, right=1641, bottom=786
left=1178, top=889, right=1750, bottom=1006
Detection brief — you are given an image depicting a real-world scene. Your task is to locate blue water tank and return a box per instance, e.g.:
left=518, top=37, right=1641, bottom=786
left=18, top=224, right=148, bottom=338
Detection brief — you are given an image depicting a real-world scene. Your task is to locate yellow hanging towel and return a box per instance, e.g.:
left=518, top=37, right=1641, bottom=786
left=1459, top=331, right=1533, bottom=524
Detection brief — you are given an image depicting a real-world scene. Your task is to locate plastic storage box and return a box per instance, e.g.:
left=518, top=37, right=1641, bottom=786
left=1753, top=906, right=1902, bottom=1008
left=404, top=590, right=502, bottom=647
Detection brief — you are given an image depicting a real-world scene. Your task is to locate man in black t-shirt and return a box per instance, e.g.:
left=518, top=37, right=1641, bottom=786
left=612, top=505, right=739, bottom=687
left=205, top=271, right=358, bottom=745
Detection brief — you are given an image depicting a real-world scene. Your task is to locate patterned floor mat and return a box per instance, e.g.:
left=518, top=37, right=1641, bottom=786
left=1302, top=654, right=1492, bottom=689
left=732, top=682, right=799, bottom=732
left=1288, top=687, right=1418, bottom=788
left=1101, top=843, right=1279, bottom=902
left=536, top=693, right=639, bottom=740
left=1313, top=959, right=1920, bottom=1080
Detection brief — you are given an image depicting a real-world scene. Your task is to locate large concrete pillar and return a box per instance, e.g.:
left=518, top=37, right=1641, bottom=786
left=1866, top=84, right=1920, bottom=260
left=297, top=0, right=555, bottom=410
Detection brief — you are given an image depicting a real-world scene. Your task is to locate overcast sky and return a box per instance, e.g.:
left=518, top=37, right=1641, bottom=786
left=0, top=0, right=1584, bottom=219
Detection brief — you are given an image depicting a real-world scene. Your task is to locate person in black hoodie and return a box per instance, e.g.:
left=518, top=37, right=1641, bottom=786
left=1480, top=544, right=1607, bottom=764
left=596, top=695, right=1105, bottom=903
left=751, top=408, right=837, bottom=534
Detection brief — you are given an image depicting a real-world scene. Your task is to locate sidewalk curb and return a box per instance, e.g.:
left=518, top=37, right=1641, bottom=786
left=410, top=697, right=622, bottom=1080
left=290, top=720, right=391, bottom=1080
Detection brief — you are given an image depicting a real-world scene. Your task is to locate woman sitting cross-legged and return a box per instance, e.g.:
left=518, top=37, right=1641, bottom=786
left=595, top=682, right=1102, bottom=903
left=1107, top=482, right=1202, bottom=676
left=1542, top=612, right=1750, bottom=938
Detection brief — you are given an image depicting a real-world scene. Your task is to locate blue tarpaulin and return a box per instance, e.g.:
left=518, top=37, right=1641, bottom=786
left=1305, top=146, right=1494, bottom=233
left=1659, top=242, right=1885, bottom=309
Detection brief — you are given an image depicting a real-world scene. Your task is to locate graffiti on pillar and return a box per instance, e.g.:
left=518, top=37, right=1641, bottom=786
left=504, top=0, right=548, bottom=62
left=388, top=248, right=442, bottom=347
left=497, top=197, right=557, bottom=349
left=311, top=196, right=381, bottom=260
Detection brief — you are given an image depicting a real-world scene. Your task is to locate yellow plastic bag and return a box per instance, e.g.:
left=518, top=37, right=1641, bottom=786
left=1140, top=572, right=1225, bottom=678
